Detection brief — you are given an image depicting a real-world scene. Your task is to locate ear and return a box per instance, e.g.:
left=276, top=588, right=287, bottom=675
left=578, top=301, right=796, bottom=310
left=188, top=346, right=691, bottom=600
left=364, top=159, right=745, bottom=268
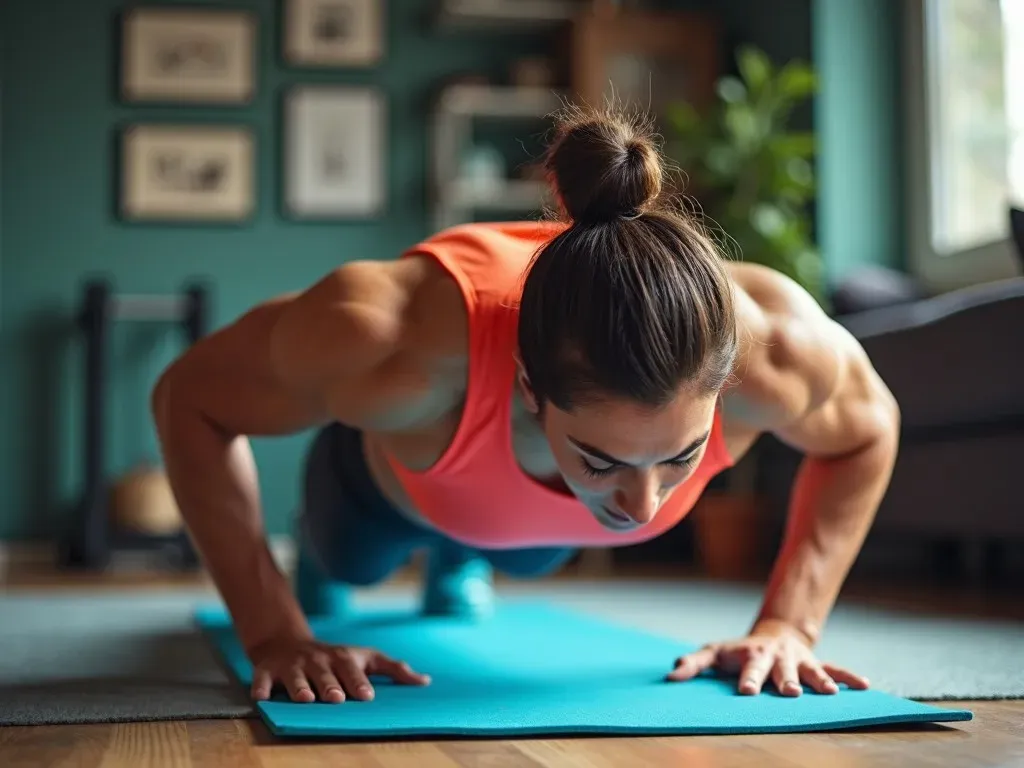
left=514, top=358, right=540, bottom=414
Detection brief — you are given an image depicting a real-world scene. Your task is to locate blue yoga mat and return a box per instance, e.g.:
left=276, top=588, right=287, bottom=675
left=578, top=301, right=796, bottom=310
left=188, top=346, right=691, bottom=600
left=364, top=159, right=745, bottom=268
left=196, top=599, right=972, bottom=738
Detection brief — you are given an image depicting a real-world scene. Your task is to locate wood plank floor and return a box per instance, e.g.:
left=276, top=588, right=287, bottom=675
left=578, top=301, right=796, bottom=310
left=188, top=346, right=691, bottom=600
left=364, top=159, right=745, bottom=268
left=1, top=561, right=1021, bottom=768
left=2, top=702, right=1022, bottom=768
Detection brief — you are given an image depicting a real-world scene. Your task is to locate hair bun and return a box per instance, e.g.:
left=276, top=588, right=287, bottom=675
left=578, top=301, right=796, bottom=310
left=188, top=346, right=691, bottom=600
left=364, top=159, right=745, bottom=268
left=544, top=107, right=664, bottom=225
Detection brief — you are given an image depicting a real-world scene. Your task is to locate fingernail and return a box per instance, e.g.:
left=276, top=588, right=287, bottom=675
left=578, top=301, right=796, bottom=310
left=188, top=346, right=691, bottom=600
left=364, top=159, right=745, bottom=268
left=357, top=685, right=374, bottom=698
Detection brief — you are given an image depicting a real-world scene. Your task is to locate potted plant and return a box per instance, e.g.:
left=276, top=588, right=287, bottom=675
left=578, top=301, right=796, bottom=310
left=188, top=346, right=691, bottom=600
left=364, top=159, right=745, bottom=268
left=665, top=45, right=825, bottom=306
left=664, top=46, right=823, bottom=579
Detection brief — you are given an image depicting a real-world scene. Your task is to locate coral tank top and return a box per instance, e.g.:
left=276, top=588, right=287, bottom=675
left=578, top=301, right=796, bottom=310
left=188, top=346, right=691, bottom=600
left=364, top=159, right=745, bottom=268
left=384, top=221, right=734, bottom=549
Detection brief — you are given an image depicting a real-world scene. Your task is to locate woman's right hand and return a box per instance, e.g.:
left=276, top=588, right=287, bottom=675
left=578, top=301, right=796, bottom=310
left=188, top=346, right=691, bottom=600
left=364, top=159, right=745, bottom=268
left=248, top=636, right=432, bottom=703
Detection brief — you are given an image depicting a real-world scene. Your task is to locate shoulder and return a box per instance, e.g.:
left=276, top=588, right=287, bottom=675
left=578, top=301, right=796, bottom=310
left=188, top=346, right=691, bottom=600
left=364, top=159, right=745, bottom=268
left=276, top=257, right=464, bottom=364
left=721, top=263, right=898, bottom=454
left=271, top=256, right=469, bottom=399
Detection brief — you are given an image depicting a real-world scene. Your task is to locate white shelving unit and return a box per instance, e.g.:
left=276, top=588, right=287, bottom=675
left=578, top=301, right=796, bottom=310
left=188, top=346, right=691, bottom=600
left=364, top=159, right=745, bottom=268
left=435, top=0, right=586, bottom=30
left=431, top=83, right=563, bottom=231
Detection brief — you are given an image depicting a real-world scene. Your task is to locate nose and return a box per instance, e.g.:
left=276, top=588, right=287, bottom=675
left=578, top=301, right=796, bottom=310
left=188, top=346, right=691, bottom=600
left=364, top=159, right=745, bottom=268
left=614, top=472, right=662, bottom=525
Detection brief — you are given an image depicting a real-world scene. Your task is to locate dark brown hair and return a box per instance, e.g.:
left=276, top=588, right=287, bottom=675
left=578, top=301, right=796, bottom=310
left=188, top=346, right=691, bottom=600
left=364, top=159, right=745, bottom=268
left=518, top=105, right=737, bottom=412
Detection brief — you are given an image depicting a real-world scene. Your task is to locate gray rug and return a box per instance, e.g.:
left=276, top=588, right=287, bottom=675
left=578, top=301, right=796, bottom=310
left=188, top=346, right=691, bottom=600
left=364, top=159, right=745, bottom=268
left=1, top=580, right=1020, bottom=726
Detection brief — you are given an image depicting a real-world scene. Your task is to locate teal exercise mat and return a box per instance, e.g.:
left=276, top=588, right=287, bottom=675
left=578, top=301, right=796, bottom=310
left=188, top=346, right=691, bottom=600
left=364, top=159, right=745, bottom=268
left=195, top=600, right=972, bottom=738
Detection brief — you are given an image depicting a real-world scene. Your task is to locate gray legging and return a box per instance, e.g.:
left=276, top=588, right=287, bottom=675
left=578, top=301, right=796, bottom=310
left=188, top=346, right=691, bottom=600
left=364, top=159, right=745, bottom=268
left=296, top=421, right=577, bottom=585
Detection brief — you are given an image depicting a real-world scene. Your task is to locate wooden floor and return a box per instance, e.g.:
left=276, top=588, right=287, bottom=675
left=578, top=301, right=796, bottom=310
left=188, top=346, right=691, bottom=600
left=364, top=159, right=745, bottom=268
left=1, top=561, right=1022, bottom=768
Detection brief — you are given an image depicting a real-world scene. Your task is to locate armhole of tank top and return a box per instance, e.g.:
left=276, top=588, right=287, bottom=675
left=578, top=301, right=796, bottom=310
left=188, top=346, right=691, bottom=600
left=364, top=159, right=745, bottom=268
left=395, top=244, right=483, bottom=477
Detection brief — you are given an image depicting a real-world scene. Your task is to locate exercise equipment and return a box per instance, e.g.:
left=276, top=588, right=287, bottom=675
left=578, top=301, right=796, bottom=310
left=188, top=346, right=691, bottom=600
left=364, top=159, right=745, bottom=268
left=197, top=599, right=972, bottom=738
left=61, top=278, right=210, bottom=571
left=109, top=462, right=183, bottom=536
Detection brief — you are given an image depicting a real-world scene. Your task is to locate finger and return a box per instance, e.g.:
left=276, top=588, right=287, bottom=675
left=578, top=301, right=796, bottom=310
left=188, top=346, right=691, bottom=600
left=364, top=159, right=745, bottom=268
left=799, top=661, right=839, bottom=695
left=333, top=653, right=376, bottom=700
left=823, top=663, right=870, bottom=690
left=309, top=662, right=346, bottom=703
left=738, top=649, right=774, bottom=695
left=368, top=654, right=432, bottom=686
left=771, top=652, right=802, bottom=697
left=667, top=646, right=717, bottom=681
left=283, top=667, right=316, bottom=703
left=251, top=668, right=273, bottom=701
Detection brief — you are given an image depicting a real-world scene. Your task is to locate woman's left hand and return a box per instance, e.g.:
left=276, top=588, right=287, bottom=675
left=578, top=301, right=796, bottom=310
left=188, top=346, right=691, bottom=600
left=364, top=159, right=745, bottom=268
left=666, top=618, right=870, bottom=696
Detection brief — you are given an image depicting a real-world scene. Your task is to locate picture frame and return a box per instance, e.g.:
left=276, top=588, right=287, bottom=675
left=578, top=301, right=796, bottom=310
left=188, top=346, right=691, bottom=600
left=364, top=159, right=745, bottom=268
left=121, top=125, right=255, bottom=222
left=121, top=7, right=256, bottom=104
left=571, top=9, right=719, bottom=120
left=284, top=86, right=386, bottom=218
left=284, top=0, right=384, bottom=67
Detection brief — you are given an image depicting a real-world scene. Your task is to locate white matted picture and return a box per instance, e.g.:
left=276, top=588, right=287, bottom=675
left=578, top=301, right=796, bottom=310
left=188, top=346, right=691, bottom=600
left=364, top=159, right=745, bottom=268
left=122, top=8, right=256, bottom=103
left=284, top=0, right=384, bottom=67
left=122, top=125, right=255, bottom=222
left=285, top=86, right=386, bottom=218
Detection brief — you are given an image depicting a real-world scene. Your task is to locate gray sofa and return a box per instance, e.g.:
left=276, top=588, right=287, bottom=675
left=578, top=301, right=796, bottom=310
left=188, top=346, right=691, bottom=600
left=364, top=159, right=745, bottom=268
left=758, top=212, right=1024, bottom=582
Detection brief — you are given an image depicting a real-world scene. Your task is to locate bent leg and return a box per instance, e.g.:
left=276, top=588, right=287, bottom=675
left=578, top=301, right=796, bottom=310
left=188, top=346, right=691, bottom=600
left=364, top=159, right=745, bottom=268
left=422, top=539, right=496, bottom=619
left=483, top=547, right=578, bottom=579
left=296, top=422, right=430, bottom=616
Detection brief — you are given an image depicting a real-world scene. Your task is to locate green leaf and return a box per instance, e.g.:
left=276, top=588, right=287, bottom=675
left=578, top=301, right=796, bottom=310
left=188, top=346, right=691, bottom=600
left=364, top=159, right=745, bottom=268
left=737, top=46, right=772, bottom=95
left=750, top=203, right=787, bottom=238
left=785, top=157, right=814, bottom=186
left=777, top=61, right=818, bottom=101
left=716, top=76, right=747, bottom=104
left=724, top=103, right=760, bottom=149
left=769, top=132, right=816, bottom=159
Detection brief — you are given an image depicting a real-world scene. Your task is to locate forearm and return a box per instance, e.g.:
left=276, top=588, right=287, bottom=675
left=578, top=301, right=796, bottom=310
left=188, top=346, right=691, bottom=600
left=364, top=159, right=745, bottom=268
left=154, top=398, right=313, bottom=654
left=754, top=430, right=898, bottom=644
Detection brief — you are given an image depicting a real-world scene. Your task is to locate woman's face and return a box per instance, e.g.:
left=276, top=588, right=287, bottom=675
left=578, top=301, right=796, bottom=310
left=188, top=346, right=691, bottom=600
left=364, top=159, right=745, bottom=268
left=518, top=371, right=719, bottom=533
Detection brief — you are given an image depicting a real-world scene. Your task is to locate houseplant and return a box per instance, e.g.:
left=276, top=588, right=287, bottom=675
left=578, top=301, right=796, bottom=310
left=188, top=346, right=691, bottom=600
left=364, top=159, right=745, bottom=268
left=664, top=46, right=823, bottom=578
left=665, top=45, right=826, bottom=307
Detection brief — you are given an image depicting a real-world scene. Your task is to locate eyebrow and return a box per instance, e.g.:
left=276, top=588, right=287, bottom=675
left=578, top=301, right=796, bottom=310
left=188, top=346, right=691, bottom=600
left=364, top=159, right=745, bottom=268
left=567, top=431, right=711, bottom=467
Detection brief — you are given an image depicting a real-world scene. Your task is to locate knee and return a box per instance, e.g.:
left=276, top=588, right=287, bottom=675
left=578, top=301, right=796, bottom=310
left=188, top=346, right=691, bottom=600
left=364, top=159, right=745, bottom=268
left=485, top=548, right=577, bottom=579
left=299, top=528, right=400, bottom=588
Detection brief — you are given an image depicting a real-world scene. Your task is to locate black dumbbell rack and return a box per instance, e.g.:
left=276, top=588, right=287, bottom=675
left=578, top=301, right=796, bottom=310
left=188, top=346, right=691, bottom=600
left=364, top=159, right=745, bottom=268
left=60, top=278, right=211, bottom=571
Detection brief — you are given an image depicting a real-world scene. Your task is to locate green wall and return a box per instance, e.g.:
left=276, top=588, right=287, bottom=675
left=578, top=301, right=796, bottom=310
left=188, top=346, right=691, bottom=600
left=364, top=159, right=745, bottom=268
left=813, top=0, right=904, bottom=281
left=0, top=0, right=549, bottom=541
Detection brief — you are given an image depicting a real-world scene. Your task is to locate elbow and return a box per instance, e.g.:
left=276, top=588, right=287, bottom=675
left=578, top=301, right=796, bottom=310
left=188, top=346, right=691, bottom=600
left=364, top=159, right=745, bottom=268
left=151, top=358, right=200, bottom=439
left=150, top=363, right=180, bottom=438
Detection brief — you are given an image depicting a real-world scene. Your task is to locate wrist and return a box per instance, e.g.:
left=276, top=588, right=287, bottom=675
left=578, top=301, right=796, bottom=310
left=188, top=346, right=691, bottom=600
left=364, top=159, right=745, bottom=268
left=751, top=615, right=819, bottom=647
left=219, top=547, right=314, bottom=656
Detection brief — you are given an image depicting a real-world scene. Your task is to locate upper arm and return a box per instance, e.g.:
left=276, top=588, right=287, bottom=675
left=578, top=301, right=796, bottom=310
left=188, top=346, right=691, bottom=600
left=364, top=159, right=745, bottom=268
left=725, top=274, right=899, bottom=458
left=157, top=259, right=428, bottom=437
left=268, top=261, right=412, bottom=400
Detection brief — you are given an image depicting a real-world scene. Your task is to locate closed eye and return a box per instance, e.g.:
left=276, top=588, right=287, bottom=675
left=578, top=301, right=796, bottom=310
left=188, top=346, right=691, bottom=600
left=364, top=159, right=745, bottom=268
left=579, top=450, right=700, bottom=479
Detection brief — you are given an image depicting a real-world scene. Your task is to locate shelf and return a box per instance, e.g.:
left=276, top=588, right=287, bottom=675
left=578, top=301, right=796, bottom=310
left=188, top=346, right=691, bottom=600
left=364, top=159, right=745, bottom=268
left=444, top=178, right=551, bottom=211
left=436, top=0, right=585, bottom=30
left=437, top=84, right=563, bottom=119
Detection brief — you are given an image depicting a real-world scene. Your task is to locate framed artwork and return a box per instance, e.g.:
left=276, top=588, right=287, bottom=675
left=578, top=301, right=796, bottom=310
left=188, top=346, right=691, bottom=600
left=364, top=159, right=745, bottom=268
left=121, top=7, right=256, bottom=104
left=121, top=125, right=255, bottom=222
left=284, top=86, right=386, bottom=218
left=284, top=0, right=384, bottom=67
left=571, top=9, right=719, bottom=120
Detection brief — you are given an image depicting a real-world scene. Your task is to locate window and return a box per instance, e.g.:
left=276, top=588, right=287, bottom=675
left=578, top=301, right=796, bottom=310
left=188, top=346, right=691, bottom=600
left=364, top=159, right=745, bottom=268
left=907, top=0, right=1022, bottom=289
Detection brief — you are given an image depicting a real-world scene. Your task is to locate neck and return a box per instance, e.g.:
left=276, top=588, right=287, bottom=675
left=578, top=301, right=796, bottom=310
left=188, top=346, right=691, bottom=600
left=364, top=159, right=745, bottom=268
left=509, top=389, right=570, bottom=493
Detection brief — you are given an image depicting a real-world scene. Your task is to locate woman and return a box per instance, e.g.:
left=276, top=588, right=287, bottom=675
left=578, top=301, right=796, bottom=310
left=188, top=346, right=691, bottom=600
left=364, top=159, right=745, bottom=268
left=152, top=106, right=899, bottom=706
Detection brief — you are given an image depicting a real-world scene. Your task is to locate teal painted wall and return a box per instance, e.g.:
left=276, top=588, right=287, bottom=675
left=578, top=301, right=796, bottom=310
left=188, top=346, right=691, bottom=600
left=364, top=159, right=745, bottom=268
left=813, top=0, right=904, bottom=281
left=0, top=0, right=549, bottom=541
